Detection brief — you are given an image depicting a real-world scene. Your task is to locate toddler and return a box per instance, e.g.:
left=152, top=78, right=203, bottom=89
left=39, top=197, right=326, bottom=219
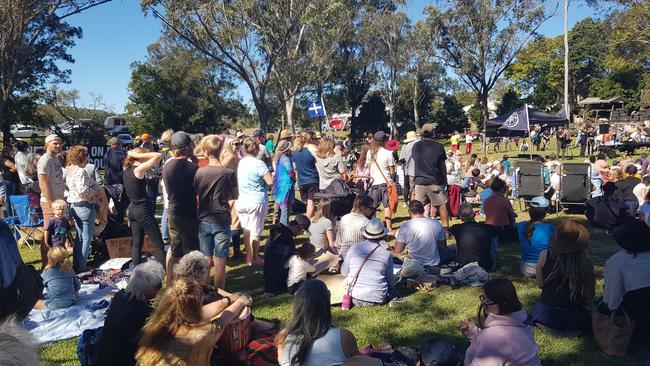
left=286, top=243, right=316, bottom=294
left=41, top=247, right=80, bottom=310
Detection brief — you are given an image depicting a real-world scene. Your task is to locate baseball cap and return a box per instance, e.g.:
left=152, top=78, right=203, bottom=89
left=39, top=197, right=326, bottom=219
left=530, top=196, right=550, bottom=208
left=171, top=131, right=192, bottom=149
left=45, top=134, right=62, bottom=145
left=292, top=214, right=311, bottom=235
left=253, top=129, right=265, bottom=138
left=373, top=131, right=388, bottom=142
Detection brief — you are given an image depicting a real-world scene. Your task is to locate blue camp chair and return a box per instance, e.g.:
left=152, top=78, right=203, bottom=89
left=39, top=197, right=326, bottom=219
left=8, top=195, right=43, bottom=250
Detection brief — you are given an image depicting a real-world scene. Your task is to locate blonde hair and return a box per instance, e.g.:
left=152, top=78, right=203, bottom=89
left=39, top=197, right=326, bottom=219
left=136, top=279, right=204, bottom=366
left=46, top=247, right=73, bottom=273
left=203, top=135, right=223, bottom=159
left=220, top=136, right=239, bottom=169
left=51, top=199, right=68, bottom=212
left=193, top=135, right=211, bottom=158
left=161, top=129, right=174, bottom=144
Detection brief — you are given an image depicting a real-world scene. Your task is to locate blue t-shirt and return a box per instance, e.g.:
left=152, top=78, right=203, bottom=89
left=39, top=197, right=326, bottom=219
left=292, top=148, right=319, bottom=186
left=518, top=221, right=555, bottom=264
left=502, top=160, right=512, bottom=175
left=480, top=188, right=493, bottom=215
left=237, top=156, right=270, bottom=204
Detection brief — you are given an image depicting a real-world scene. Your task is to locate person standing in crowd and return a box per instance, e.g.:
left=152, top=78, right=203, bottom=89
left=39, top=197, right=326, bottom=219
left=315, top=136, right=347, bottom=191
left=194, top=135, right=238, bottom=290
left=96, top=261, right=165, bottom=366
left=529, top=220, right=595, bottom=333
left=273, top=140, right=295, bottom=226
left=334, top=194, right=375, bottom=258
left=38, top=134, right=65, bottom=268
left=293, top=133, right=320, bottom=218
left=1, top=143, right=20, bottom=197
left=341, top=218, right=396, bottom=307
left=14, top=140, right=32, bottom=191
left=123, top=148, right=165, bottom=267
left=367, top=131, right=396, bottom=232
left=253, top=129, right=272, bottom=168
left=237, top=137, right=274, bottom=266
left=412, top=124, right=449, bottom=229
left=393, top=200, right=452, bottom=267
left=162, top=131, right=199, bottom=283
left=461, top=278, right=541, bottom=366
left=65, top=146, right=100, bottom=272
left=450, top=203, right=498, bottom=272
left=465, top=130, right=474, bottom=155
left=616, top=164, right=641, bottom=213
left=219, top=136, right=243, bottom=258
left=517, top=197, right=555, bottom=277
left=450, top=131, right=460, bottom=154
left=103, top=137, right=125, bottom=185
left=157, top=129, right=174, bottom=244
left=399, top=130, right=418, bottom=205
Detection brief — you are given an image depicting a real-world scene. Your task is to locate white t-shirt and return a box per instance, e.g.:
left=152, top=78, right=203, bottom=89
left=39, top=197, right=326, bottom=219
left=367, top=148, right=395, bottom=186
left=286, top=255, right=316, bottom=287
left=465, top=135, right=473, bottom=144
left=237, top=156, right=270, bottom=204
left=396, top=217, right=446, bottom=266
left=633, top=182, right=648, bottom=205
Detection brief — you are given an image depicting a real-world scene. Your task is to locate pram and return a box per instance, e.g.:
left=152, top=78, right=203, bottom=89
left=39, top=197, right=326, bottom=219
left=313, top=176, right=373, bottom=218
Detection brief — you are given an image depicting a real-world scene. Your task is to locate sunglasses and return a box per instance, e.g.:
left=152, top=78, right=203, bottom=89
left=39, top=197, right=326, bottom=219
left=479, top=295, right=496, bottom=307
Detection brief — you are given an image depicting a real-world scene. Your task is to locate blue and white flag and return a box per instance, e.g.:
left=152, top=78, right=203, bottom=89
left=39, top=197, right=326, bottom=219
left=307, top=100, right=326, bottom=118
left=498, top=106, right=529, bottom=132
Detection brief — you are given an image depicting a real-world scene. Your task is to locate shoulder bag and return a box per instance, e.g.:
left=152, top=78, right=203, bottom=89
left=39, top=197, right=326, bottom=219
left=372, top=158, right=398, bottom=212
left=342, top=244, right=381, bottom=310
left=592, top=301, right=636, bottom=356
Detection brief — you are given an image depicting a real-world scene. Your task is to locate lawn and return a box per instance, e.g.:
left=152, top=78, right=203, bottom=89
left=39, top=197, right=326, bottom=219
left=20, top=140, right=650, bottom=365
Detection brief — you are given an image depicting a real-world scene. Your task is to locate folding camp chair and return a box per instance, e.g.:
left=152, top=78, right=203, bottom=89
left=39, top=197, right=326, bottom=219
left=8, top=195, right=43, bottom=250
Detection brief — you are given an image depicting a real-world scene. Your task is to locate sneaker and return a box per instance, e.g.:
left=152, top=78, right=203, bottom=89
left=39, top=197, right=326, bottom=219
left=388, top=298, right=407, bottom=308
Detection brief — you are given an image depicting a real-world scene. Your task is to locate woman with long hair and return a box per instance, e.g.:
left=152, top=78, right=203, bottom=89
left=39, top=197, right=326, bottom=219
left=219, top=135, right=244, bottom=258
left=460, top=278, right=541, bottom=366
left=273, top=140, right=295, bottom=226
left=277, top=280, right=373, bottom=366
left=315, top=137, right=347, bottom=191
left=366, top=132, right=396, bottom=232
left=136, top=279, right=251, bottom=366
left=65, top=146, right=101, bottom=272
left=123, top=147, right=165, bottom=266
left=309, top=198, right=335, bottom=253
left=529, top=219, right=595, bottom=333
left=517, top=197, right=555, bottom=277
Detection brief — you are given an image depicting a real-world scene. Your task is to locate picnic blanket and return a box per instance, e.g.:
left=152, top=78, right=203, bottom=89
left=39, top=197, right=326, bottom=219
left=23, top=283, right=115, bottom=344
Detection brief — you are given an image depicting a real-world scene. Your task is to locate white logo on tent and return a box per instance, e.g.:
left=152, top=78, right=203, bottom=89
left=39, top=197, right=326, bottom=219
left=504, top=113, right=519, bottom=128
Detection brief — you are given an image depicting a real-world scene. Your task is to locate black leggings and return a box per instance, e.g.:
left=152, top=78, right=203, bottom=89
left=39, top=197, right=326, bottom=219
left=128, top=203, right=165, bottom=267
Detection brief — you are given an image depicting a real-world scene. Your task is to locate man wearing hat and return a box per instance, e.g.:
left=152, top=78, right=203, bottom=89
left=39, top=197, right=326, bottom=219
left=412, top=124, right=450, bottom=229
left=37, top=134, right=65, bottom=267
left=399, top=130, right=419, bottom=204
left=262, top=214, right=311, bottom=297
left=162, top=131, right=200, bottom=282
left=341, top=218, right=396, bottom=307
left=367, top=130, right=397, bottom=232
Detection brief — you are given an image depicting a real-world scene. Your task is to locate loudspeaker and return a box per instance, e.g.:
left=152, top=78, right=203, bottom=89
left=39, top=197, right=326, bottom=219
left=599, top=124, right=609, bottom=134
left=560, top=163, right=591, bottom=202
left=517, top=161, right=542, bottom=175
left=562, top=163, right=590, bottom=175
left=516, top=161, right=545, bottom=197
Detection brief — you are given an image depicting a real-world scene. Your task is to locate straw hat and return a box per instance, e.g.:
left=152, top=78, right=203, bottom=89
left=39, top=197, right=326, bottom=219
left=403, top=131, right=417, bottom=143
left=279, top=129, right=294, bottom=140
left=276, top=139, right=292, bottom=154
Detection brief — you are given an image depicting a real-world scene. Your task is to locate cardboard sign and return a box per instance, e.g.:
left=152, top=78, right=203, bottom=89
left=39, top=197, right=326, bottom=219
left=315, top=274, right=346, bottom=305
left=309, top=249, right=341, bottom=276
left=105, top=236, right=156, bottom=259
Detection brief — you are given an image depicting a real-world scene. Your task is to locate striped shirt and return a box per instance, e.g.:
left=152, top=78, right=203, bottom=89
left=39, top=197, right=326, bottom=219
left=335, top=212, right=369, bottom=258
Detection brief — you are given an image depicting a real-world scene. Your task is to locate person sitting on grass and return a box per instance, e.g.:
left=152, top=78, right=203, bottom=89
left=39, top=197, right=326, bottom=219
left=460, top=278, right=541, bottom=366
left=43, top=199, right=73, bottom=251
left=96, top=261, right=165, bottom=366
left=41, top=247, right=80, bottom=310
left=136, top=279, right=252, bottom=366
left=308, top=198, right=336, bottom=253
left=483, top=178, right=516, bottom=244
left=341, top=218, right=397, bottom=307
left=393, top=200, right=452, bottom=268
left=277, top=280, right=381, bottom=366
left=529, top=219, right=595, bottom=334
left=263, top=215, right=312, bottom=297
left=449, top=203, right=498, bottom=272
left=335, top=194, right=375, bottom=258
left=517, top=197, right=555, bottom=277
left=585, top=181, right=628, bottom=230
left=286, top=243, right=317, bottom=295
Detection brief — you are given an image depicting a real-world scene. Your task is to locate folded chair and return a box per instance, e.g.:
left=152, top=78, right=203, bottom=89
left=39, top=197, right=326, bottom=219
left=8, top=195, right=43, bottom=250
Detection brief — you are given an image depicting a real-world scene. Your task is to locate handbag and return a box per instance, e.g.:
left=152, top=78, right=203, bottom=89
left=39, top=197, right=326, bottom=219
left=342, top=244, right=381, bottom=310
left=0, top=263, right=44, bottom=320
left=592, top=302, right=636, bottom=356
left=372, top=158, right=398, bottom=212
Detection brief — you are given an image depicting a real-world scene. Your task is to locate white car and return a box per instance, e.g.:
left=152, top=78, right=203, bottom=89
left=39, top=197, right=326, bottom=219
left=10, top=124, right=48, bottom=138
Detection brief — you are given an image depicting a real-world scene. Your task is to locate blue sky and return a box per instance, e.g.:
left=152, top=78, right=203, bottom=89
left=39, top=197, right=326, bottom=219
left=59, top=0, right=596, bottom=113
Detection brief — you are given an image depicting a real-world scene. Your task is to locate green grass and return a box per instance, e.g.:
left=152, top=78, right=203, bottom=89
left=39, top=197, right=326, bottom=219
left=23, top=138, right=650, bottom=366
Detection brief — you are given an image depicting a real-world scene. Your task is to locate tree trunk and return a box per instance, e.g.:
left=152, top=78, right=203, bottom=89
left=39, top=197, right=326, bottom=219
left=413, top=81, right=420, bottom=129
left=317, top=85, right=324, bottom=133
left=0, top=100, right=8, bottom=143
left=284, top=92, right=295, bottom=133
left=480, top=92, right=490, bottom=156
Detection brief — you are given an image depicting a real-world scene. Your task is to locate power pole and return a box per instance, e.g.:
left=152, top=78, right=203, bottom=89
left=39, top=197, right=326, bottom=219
left=564, top=0, right=570, bottom=124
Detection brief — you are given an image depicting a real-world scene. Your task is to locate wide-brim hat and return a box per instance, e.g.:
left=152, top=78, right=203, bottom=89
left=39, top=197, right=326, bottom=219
left=279, top=129, right=294, bottom=140
left=276, top=139, right=292, bottom=154
left=385, top=139, right=400, bottom=151
left=550, top=220, right=590, bottom=254
left=363, top=218, right=389, bottom=240
left=403, top=131, right=417, bottom=143
left=421, top=123, right=435, bottom=133
left=612, top=219, right=650, bottom=254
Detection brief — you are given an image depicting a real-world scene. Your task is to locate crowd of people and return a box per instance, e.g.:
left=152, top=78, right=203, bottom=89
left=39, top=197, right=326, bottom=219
left=0, top=122, right=649, bottom=365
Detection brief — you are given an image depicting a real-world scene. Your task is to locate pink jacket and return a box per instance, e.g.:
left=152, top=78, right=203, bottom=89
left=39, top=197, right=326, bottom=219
left=464, top=310, right=541, bottom=366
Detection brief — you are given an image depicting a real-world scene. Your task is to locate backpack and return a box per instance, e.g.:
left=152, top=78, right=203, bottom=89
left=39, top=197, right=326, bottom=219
left=77, top=327, right=103, bottom=366
left=420, top=337, right=461, bottom=366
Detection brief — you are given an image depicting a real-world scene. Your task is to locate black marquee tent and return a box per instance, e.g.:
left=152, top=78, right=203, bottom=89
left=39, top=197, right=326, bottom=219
left=485, top=105, right=568, bottom=137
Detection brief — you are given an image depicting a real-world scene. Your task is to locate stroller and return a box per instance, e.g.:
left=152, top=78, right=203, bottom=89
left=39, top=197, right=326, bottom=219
left=314, top=176, right=373, bottom=218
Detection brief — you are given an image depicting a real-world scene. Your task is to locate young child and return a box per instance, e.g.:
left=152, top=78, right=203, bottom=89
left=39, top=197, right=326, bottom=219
left=41, top=246, right=81, bottom=310
left=44, top=199, right=73, bottom=249
left=309, top=198, right=336, bottom=253
left=286, top=243, right=316, bottom=294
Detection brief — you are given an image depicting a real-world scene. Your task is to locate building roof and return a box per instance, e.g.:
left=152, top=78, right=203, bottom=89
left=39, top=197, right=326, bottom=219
left=577, top=97, right=625, bottom=105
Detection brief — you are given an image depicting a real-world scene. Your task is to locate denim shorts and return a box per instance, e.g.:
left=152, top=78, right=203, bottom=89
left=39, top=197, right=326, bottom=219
left=198, top=221, right=231, bottom=258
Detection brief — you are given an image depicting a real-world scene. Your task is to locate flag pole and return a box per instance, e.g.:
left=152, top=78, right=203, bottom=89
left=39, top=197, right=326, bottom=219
left=525, top=104, right=533, bottom=160
left=563, top=0, right=570, bottom=124
left=321, top=96, right=329, bottom=136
